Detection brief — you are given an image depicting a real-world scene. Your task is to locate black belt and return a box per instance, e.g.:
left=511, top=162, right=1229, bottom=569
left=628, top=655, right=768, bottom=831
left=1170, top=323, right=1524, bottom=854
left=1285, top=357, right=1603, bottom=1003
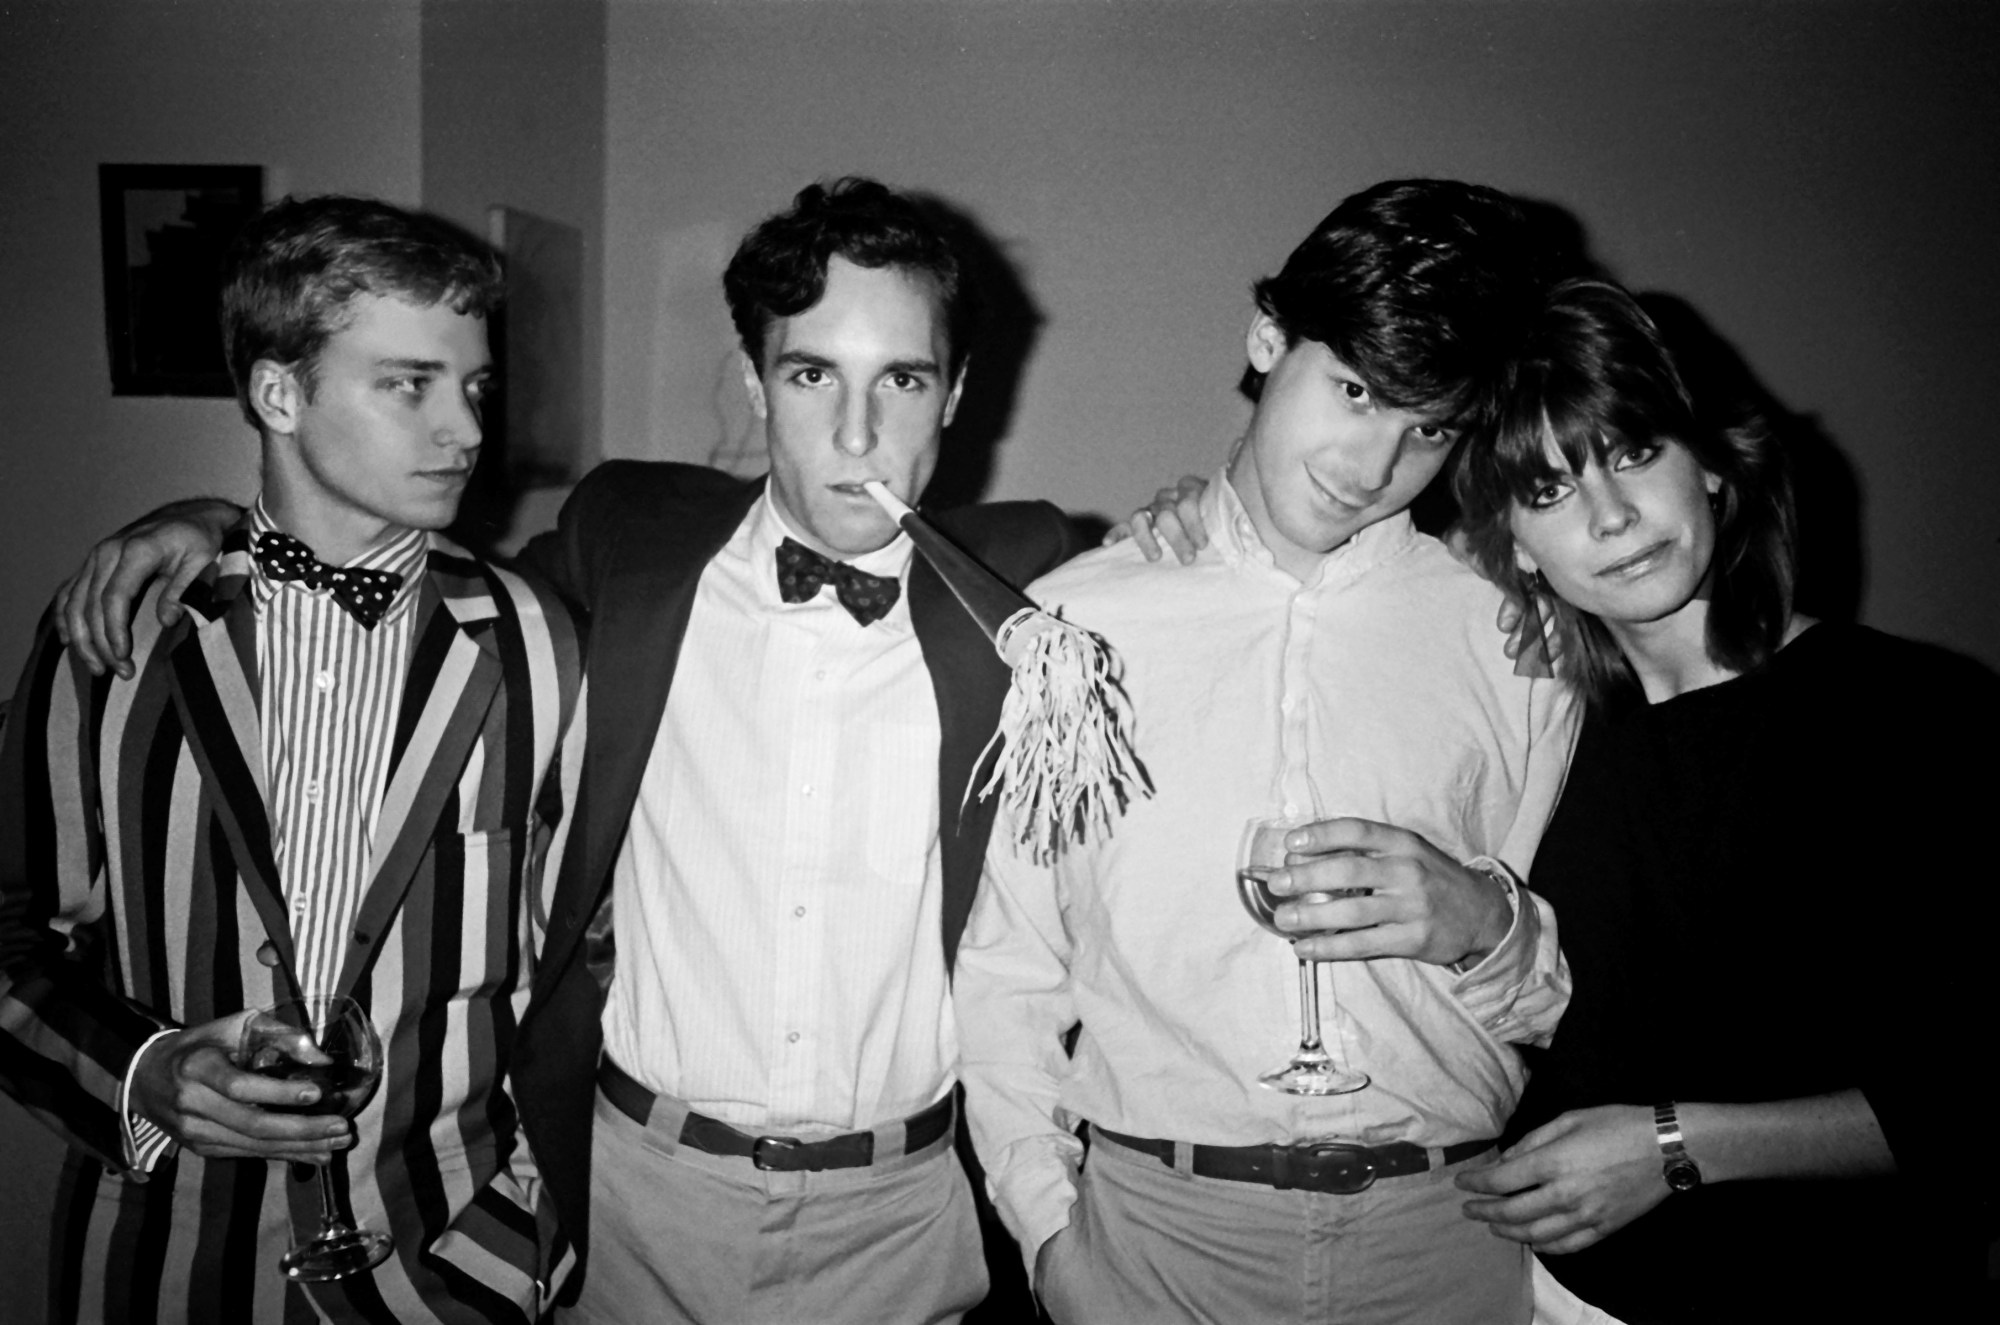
left=598, top=1058, right=955, bottom=1173
left=1090, top=1123, right=1493, bottom=1195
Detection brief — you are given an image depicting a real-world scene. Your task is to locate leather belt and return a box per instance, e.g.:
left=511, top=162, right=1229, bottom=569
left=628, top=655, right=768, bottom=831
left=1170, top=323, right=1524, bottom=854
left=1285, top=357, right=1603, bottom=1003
left=1091, top=1123, right=1494, bottom=1195
left=598, top=1058, right=954, bottom=1173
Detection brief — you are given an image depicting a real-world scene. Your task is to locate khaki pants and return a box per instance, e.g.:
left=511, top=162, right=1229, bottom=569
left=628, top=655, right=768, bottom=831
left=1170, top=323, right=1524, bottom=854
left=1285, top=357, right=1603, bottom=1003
left=1037, top=1131, right=1531, bottom=1325
left=564, top=1089, right=989, bottom=1325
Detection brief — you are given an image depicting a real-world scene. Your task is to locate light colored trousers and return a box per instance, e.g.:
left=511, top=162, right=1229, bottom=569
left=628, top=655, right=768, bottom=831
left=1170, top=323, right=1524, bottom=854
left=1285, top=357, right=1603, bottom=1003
left=563, top=1089, right=989, bottom=1325
left=1037, top=1131, right=1532, bottom=1325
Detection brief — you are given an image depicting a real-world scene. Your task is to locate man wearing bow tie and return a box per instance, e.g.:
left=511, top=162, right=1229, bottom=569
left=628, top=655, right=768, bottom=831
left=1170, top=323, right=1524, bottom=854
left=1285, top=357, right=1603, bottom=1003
left=0, top=196, right=581, bottom=1323
left=512, top=178, right=1080, bottom=1324
left=54, top=178, right=1081, bottom=1323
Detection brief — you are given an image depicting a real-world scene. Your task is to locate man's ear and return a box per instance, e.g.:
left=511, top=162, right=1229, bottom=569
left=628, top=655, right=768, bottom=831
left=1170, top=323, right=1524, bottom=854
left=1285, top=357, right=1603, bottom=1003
left=249, top=359, right=303, bottom=436
left=739, top=350, right=768, bottom=420
left=940, top=357, right=969, bottom=429
left=1246, top=313, right=1289, bottom=373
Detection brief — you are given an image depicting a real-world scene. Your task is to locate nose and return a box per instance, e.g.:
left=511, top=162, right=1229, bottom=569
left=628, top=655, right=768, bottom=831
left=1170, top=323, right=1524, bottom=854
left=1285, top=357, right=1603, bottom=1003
left=1585, top=475, right=1639, bottom=538
left=436, top=385, right=483, bottom=452
left=1348, top=420, right=1406, bottom=496
left=835, top=384, right=879, bottom=458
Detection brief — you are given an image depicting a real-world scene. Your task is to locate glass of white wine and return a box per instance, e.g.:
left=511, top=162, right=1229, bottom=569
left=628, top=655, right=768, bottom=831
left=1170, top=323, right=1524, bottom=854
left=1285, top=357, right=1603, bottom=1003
left=1236, top=816, right=1369, bottom=1096
left=238, top=995, right=392, bottom=1281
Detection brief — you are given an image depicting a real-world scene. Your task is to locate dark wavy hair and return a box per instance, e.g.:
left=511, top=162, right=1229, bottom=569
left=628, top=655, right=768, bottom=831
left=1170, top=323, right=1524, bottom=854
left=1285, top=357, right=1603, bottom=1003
left=1245, top=178, right=1547, bottom=428
left=723, top=177, right=975, bottom=375
left=220, top=194, right=504, bottom=429
left=1451, top=278, right=1797, bottom=705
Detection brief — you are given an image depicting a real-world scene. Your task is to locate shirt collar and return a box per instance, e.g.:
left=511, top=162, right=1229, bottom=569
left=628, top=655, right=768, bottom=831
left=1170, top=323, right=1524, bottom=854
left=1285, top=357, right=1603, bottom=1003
left=247, top=496, right=430, bottom=625
left=1208, top=463, right=1421, bottom=586
left=740, top=489, right=916, bottom=604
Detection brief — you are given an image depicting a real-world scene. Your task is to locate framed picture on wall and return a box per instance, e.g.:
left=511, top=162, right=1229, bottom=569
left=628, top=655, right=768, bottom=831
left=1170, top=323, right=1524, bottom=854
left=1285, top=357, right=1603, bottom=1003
left=98, top=163, right=264, bottom=396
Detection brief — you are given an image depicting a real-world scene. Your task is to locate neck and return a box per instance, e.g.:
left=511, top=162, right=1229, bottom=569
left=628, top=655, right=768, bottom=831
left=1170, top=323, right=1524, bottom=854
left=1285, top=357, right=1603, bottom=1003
left=260, top=447, right=398, bottom=567
left=1227, top=448, right=1333, bottom=583
left=1604, top=597, right=1739, bottom=702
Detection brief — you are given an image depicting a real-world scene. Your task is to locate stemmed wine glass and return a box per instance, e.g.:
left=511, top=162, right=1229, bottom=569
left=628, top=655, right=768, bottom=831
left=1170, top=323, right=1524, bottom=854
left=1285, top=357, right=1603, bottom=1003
left=237, top=995, right=392, bottom=1281
left=1236, top=817, right=1370, bottom=1096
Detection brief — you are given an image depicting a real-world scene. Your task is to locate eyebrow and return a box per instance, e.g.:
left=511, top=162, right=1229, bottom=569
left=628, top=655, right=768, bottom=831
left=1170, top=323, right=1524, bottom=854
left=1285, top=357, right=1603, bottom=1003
left=771, top=350, right=942, bottom=377
left=372, top=357, right=493, bottom=378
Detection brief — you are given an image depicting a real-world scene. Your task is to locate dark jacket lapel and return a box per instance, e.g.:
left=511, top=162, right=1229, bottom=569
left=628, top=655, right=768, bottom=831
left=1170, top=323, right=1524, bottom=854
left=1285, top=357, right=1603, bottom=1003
left=908, top=545, right=1012, bottom=973
left=537, top=478, right=763, bottom=994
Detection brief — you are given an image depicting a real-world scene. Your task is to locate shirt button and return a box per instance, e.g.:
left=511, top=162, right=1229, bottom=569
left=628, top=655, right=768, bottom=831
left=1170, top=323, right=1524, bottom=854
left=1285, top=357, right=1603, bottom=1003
left=304, top=781, right=322, bottom=803
left=794, top=905, right=806, bottom=918
left=801, top=784, right=814, bottom=797
left=786, top=1031, right=801, bottom=1044
left=255, top=940, right=281, bottom=968
left=1282, top=802, right=1299, bottom=818
left=293, top=897, right=308, bottom=915
left=314, top=671, right=335, bottom=693
left=815, top=669, right=828, bottom=681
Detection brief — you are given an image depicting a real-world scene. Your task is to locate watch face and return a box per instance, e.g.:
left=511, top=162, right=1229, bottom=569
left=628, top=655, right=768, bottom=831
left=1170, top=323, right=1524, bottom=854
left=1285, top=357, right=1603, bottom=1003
left=1664, top=1158, right=1702, bottom=1192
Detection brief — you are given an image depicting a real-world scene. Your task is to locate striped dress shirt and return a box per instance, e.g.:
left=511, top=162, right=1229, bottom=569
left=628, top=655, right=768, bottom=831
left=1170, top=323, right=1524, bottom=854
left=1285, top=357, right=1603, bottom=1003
left=248, top=502, right=428, bottom=1005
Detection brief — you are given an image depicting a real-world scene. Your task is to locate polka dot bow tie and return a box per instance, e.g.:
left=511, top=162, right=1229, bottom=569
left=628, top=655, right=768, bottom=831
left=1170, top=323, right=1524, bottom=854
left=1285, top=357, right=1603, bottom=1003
left=775, top=537, right=900, bottom=626
left=253, top=531, right=403, bottom=629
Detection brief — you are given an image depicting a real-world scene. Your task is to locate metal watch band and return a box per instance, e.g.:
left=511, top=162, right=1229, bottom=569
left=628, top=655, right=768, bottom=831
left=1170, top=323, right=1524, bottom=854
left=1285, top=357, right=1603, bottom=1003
left=1654, top=1101, right=1702, bottom=1191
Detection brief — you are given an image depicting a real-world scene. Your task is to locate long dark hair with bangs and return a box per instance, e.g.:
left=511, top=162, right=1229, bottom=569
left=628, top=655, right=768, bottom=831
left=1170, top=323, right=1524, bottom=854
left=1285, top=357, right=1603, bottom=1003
left=1451, top=278, right=1797, bottom=706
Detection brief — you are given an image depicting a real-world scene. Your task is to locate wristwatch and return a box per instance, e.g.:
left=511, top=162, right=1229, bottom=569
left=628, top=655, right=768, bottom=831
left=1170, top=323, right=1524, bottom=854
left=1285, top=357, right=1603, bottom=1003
left=1654, top=1102, right=1702, bottom=1192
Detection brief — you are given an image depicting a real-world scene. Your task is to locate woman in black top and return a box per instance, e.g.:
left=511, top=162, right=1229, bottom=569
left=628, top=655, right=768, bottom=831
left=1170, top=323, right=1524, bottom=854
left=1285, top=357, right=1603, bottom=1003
left=1448, top=278, right=1996, bottom=1322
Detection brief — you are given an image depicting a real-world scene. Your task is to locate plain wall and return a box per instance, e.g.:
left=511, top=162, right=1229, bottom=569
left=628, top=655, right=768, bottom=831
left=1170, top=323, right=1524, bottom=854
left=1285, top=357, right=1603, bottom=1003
left=0, top=3, right=423, bottom=1316
left=421, top=0, right=609, bottom=547
left=604, top=0, right=2000, bottom=671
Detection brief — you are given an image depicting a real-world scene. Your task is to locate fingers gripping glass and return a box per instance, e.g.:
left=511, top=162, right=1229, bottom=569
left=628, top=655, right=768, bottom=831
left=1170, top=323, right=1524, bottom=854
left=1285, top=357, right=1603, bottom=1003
left=1237, top=818, right=1370, bottom=1096
left=237, top=996, right=392, bottom=1280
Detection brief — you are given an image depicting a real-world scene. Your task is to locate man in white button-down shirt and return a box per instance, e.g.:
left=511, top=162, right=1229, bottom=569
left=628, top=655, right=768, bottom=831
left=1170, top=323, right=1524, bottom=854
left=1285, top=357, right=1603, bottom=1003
left=957, top=179, right=1580, bottom=1325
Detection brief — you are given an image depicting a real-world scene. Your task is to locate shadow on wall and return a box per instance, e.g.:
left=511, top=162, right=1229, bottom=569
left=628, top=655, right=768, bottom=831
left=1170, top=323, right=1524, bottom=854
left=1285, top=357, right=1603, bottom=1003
left=913, top=192, right=1044, bottom=515
left=1639, top=292, right=1865, bottom=626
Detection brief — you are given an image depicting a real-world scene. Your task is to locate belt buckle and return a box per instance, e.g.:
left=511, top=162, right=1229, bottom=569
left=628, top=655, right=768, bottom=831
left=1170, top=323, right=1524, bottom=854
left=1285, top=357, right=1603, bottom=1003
left=752, top=1135, right=805, bottom=1171
left=1290, top=1142, right=1376, bottom=1194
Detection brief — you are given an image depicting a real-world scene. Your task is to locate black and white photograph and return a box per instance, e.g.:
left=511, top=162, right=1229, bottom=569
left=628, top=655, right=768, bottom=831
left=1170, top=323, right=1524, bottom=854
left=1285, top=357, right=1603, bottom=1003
left=2, top=4, right=1994, bottom=1324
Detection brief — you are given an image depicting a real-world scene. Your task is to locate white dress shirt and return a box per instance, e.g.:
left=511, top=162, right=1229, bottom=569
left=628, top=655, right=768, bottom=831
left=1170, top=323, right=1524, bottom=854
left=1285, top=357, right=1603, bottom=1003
left=599, top=493, right=955, bottom=1132
left=956, top=470, right=1579, bottom=1261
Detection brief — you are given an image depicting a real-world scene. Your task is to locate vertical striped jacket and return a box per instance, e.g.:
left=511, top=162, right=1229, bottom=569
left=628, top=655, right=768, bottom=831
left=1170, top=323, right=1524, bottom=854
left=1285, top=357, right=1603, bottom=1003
left=0, top=528, right=582, bottom=1324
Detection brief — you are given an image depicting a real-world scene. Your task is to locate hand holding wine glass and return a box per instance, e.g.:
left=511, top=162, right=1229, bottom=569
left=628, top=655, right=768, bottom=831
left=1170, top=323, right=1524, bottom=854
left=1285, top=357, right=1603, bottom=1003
left=126, top=1012, right=353, bottom=1163
left=237, top=995, right=393, bottom=1281
left=1237, top=816, right=1369, bottom=1096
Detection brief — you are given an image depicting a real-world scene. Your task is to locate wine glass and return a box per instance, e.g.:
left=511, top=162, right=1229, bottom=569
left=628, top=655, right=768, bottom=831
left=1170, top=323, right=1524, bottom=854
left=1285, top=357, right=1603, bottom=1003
left=1236, top=817, right=1369, bottom=1096
left=237, top=995, right=392, bottom=1281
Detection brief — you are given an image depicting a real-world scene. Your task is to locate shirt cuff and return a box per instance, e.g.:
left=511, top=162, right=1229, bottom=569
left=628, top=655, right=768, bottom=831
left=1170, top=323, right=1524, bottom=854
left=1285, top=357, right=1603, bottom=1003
left=990, top=1134, right=1084, bottom=1287
left=119, top=1028, right=182, bottom=1175
left=1451, top=858, right=1569, bottom=1045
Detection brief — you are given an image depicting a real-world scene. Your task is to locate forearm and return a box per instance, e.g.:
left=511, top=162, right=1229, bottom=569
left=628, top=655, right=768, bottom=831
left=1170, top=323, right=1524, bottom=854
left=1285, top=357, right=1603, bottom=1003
left=1680, top=1090, right=1893, bottom=1184
left=955, top=862, right=1085, bottom=1266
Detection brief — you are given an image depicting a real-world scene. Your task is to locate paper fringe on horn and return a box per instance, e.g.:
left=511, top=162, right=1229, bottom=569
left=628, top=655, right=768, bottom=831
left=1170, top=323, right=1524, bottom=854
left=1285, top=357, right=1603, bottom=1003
left=862, top=481, right=1151, bottom=862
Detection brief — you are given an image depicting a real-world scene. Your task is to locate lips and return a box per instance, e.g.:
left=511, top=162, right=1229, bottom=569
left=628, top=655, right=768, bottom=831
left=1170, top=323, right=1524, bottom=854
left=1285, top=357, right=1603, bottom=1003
left=1305, top=468, right=1366, bottom=513
left=1597, top=539, right=1672, bottom=578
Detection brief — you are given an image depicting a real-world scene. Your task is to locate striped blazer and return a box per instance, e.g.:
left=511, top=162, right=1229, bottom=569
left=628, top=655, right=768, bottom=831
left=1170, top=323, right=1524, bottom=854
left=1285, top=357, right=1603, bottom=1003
left=0, top=528, right=583, bottom=1325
